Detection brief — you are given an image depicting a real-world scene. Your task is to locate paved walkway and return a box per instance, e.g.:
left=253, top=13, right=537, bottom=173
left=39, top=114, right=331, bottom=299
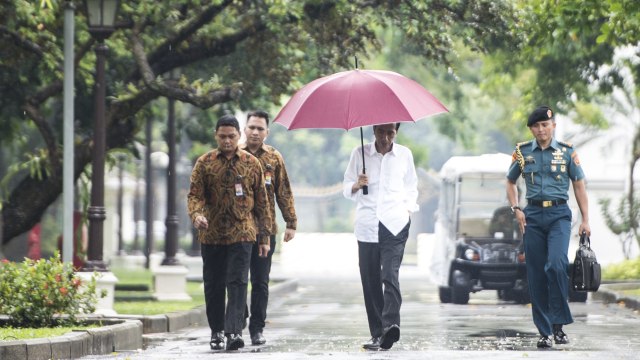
left=83, top=266, right=640, bottom=359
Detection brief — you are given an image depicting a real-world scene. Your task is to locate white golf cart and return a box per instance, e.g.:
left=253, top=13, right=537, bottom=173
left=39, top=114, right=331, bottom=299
left=431, top=153, right=587, bottom=304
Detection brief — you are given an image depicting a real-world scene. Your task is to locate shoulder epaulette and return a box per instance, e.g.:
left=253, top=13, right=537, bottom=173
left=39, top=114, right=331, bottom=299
left=514, top=142, right=526, bottom=174
left=557, top=140, right=573, bottom=148
left=516, top=140, right=532, bottom=147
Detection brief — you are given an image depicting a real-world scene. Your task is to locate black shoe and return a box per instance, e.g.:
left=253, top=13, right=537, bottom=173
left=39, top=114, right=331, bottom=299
left=379, top=325, right=400, bottom=350
left=210, top=331, right=224, bottom=350
left=553, top=327, right=569, bottom=344
left=251, top=332, right=266, bottom=345
left=362, top=337, right=381, bottom=350
left=226, top=334, right=245, bottom=350
left=537, top=335, right=553, bottom=348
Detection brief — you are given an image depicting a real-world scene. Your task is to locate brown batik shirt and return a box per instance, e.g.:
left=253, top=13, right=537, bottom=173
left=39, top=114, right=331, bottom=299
left=187, top=148, right=272, bottom=245
left=240, top=143, right=297, bottom=234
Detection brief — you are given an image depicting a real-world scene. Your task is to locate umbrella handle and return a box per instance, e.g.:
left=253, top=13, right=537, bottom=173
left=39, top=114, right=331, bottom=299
left=360, top=127, right=368, bottom=195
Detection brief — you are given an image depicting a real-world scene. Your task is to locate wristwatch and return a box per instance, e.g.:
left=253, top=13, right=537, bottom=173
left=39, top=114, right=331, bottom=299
left=510, top=205, right=522, bottom=214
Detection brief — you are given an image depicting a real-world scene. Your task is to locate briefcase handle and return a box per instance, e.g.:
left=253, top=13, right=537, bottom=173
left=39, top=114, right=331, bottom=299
left=579, top=231, right=591, bottom=247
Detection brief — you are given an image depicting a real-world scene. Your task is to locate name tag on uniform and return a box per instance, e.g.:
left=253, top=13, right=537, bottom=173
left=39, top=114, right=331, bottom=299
left=551, top=159, right=566, bottom=165
left=265, top=164, right=273, bottom=186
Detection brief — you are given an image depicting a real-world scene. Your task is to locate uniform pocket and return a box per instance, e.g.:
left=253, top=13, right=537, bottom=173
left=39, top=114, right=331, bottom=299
left=523, top=163, right=539, bottom=173
left=523, top=163, right=539, bottom=184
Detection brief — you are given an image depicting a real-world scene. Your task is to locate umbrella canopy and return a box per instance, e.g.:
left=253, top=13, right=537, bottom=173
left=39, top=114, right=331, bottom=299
left=273, top=69, right=448, bottom=130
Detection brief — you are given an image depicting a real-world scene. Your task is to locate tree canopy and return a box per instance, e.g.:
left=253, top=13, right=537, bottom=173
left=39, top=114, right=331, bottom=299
left=0, top=0, right=517, bottom=244
left=496, top=0, right=640, bottom=252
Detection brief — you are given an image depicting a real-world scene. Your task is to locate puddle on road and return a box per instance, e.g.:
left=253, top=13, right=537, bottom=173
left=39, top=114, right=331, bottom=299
left=454, top=329, right=537, bottom=351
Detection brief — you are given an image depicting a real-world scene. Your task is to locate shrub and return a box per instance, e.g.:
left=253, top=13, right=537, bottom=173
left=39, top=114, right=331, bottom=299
left=0, top=252, right=102, bottom=328
left=603, top=257, right=640, bottom=280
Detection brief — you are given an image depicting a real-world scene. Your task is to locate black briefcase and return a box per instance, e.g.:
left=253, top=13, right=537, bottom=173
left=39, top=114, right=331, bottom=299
left=571, top=233, right=601, bottom=292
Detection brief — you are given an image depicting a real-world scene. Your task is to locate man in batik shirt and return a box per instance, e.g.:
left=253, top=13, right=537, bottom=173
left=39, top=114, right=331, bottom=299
left=187, top=114, right=272, bottom=351
left=240, top=110, right=297, bottom=345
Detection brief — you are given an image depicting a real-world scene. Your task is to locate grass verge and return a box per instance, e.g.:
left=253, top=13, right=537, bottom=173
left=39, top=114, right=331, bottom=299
left=621, top=288, right=640, bottom=296
left=0, top=325, right=99, bottom=341
left=1, top=267, right=204, bottom=341
left=112, top=267, right=205, bottom=315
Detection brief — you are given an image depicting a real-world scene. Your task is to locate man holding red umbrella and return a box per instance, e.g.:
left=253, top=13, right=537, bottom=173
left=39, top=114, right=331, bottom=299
left=342, top=122, right=419, bottom=351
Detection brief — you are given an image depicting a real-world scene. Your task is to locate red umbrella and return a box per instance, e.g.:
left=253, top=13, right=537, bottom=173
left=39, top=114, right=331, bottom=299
left=273, top=69, right=448, bottom=193
left=274, top=69, right=448, bottom=129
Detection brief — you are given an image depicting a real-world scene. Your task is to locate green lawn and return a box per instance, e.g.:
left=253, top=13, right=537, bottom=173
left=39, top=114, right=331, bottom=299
left=621, top=288, right=640, bottom=296
left=111, top=267, right=205, bottom=315
left=0, top=325, right=99, bottom=341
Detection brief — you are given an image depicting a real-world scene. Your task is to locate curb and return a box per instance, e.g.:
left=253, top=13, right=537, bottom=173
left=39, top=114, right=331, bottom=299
left=592, top=282, right=640, bottom=312
left=0, top=319, right=143, bottom=360
left=0, top=278, right=298, bottom=359
left=110, top=278, right=298, bottom=335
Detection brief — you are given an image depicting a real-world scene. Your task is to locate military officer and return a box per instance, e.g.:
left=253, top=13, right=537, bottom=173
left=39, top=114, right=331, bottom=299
left=505, top=106, right=591, bottom=349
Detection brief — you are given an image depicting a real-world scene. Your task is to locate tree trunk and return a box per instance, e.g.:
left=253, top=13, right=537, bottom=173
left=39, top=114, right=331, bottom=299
left=1, top=113, right=139, bottom=245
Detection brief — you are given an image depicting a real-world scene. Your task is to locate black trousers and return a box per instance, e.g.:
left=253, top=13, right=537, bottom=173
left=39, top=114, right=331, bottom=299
left=201, top=242, right=252, bottom=335
left=247, top=235, right=276, bottom=335
left=358, top=221, right=410, bottom=338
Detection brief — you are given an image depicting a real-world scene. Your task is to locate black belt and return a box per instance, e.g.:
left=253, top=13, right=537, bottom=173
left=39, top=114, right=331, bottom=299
left=528, top=199, right=567, bottom=207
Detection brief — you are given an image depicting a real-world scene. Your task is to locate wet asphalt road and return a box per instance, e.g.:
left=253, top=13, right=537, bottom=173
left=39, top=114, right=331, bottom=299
left=84, top=267, right=640, bottom=359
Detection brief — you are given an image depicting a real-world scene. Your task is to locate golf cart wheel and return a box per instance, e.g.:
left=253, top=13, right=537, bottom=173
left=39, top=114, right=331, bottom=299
left=439, top=286, right=452, bottom=303
left=513, top=288, right=531, bottom=304
left=451, top=285, right=470, bottom=304
left=498, top=289, right=514, bottom=301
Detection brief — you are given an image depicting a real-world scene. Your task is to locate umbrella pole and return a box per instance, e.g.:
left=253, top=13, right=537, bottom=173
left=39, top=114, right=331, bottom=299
left=360, top=127, right=368, bottom=195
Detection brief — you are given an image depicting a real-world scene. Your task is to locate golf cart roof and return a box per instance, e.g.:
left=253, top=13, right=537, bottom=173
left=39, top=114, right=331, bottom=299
left=439, top=153, right=512, bottom=181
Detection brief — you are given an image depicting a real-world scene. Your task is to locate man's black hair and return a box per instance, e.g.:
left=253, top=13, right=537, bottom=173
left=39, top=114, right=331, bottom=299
left=247, top=110, right=270, bottom=126
left=216, top=114, right=240, bottom=132
left=373, top=123, right=401, bottom=131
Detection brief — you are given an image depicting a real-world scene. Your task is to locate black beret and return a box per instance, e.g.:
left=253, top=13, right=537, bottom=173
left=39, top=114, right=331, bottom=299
left=527, top=106, right=554, bottom=127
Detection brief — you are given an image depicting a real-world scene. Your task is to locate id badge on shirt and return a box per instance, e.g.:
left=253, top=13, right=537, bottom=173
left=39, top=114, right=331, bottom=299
left=265, top=164, right=273, bottom=186
left=235, top=175, right=244, bottom=196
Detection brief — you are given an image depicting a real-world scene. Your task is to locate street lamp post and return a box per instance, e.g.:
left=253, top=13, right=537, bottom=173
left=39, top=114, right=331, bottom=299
left=116, top=154, right=125, bottom=256
left=162, top=94, right=180, bottom=266
left=82, top=0, right=120, bottom=272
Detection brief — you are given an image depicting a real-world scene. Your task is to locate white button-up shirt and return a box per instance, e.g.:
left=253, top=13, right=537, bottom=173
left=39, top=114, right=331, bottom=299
left=343, top=142, right=419, bottom=243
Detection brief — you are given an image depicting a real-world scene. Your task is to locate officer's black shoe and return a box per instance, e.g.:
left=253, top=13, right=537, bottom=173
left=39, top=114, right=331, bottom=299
left=379, top=324, right=400, bottom=350
left=210, top=331, right=224, bottom=350
left=362, top=337, right=381, bottom=350
left=250, top=332, right=266, bottom=345
left=536, top=335, right=553, bottom=348
left=226, top=334, right=245, bottom=351
left=553, top=326, right=569, bottom=344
